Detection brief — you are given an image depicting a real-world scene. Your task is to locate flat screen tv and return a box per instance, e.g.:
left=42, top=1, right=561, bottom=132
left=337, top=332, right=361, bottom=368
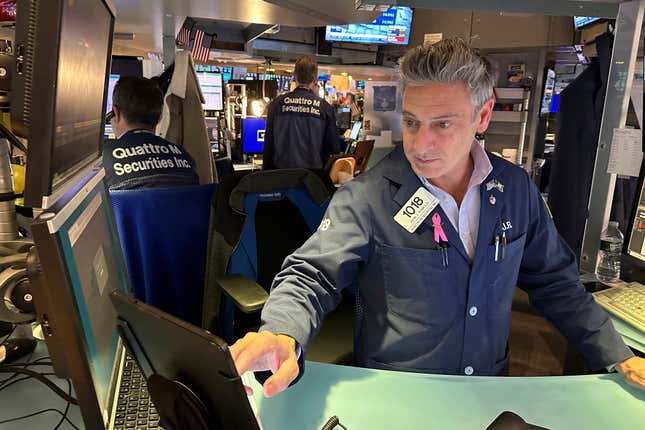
left=326, top=7, right=413, bottom=45
left=574, top=16, right=601, bottom=29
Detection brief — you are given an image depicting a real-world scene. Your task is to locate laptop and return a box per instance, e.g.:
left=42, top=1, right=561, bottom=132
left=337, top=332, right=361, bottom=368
left=30, top=168, right=161, bottom=429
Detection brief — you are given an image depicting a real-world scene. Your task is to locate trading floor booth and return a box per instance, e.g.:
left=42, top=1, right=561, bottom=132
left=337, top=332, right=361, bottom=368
left=0, top=0, right=644, bottom=429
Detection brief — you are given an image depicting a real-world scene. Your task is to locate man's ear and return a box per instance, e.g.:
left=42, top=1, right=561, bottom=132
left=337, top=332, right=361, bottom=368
left=112, top=105, right=121, bottom=124
left=476, top=98, right=495, bottom=134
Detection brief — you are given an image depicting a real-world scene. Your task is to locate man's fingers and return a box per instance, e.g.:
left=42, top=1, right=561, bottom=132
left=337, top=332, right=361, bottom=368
left=623, top=371, right=645, bottom=390
left=262, top=354, right=299, bottom=398
left=244, top=384, right=254, bottom=396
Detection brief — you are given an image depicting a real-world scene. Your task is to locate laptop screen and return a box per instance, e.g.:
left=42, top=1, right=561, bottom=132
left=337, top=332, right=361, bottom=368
left=42, top=169, right=129, bottom=426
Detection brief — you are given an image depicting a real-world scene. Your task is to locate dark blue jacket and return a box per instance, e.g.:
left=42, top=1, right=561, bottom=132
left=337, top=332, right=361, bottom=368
left=260, top=145, right=633, bottom=376
left=103, top=129, right=199, bottom=190
left=262, top=87, right=340, bottom=170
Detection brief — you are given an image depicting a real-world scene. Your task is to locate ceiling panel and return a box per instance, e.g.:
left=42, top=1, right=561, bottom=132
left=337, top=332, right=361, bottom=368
left=112, top=0, right=381, bottom=55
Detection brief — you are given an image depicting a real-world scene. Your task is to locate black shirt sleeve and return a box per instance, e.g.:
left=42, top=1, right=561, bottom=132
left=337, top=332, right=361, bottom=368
left=321, top=105, right=341, bottom=165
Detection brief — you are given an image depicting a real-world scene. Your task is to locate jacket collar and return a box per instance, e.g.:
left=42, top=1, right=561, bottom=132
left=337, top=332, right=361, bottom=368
left=382, top=145, right=511, bottom=264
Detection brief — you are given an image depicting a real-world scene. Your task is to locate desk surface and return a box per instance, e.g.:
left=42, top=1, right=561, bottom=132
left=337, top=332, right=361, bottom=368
left=252, top=361, right=645, bottom=430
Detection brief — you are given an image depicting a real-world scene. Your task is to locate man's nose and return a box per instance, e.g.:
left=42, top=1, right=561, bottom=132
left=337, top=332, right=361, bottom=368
left=413, top=125, right=438, bottom=153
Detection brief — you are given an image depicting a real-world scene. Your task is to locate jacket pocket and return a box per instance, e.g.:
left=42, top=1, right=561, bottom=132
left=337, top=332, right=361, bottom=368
left=378, top=243, right=455, bottom=326
left=487, top=233, right=526, bottom=312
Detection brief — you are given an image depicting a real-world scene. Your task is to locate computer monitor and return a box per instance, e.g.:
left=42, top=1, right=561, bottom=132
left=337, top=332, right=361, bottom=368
left=196, top=71, right=223, bottom=111
left=11, top=0, right=115, bottom=208
left=540, top=69, right=556, bottom=115
left=336, top=110, right=351, bottom=130
left=105, top=73, right=120, bottom=114
left=241, top=117, right=266, bottom=154
left=349, top=121, right=362, bottom=140
left=29, top=167, right=130, bottom=429
left=627, top=179, right=645, bottom=263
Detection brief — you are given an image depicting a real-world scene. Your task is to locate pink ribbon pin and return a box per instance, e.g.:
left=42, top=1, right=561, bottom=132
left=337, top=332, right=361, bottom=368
left=432, top=213, right=448, bottom=243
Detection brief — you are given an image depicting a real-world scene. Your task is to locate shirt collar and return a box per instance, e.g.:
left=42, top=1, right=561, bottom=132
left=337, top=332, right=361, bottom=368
left=417, top=141, right=493, bottom=196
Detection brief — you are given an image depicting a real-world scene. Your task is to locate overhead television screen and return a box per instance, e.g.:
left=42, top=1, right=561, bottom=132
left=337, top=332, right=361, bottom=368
left=326, top=7, right=413, bottom=45
left=574, top=16, right=601, bottom=29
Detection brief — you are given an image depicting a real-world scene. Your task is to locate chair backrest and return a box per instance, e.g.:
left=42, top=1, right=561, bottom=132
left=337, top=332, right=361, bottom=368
left=202, top=169, right=334, bottom=336
left=352, top=139, right=375, bottom=174
left=110, top=183, right=217, bottom=326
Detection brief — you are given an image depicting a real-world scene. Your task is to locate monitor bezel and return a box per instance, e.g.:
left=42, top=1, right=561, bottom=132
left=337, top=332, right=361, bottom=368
left=30, top=166, right=129, bottom=429
left=14, top=0, right=116, bottom=208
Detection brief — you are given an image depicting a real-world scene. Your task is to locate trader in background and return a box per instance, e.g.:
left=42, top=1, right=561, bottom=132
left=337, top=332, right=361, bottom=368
left=103, top=77, right=199, bottom=190
left=262, top=56, right=341, bottom=170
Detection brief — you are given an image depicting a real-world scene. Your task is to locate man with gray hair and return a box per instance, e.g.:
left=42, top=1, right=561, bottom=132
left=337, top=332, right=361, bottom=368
left=231, top=38, right=645, bottom=396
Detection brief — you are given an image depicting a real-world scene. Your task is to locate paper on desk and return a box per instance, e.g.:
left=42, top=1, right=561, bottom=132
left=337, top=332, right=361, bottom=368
left=242, top=372, right=264, bottom=430
left=607, top=128, right=643, bottom=177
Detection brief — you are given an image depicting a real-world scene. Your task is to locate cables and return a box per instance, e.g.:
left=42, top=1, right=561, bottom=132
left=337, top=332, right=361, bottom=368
left=321, top=415, right=349, bottom=430
left=0, top=366, right=78, bottom=404
left=0, top=356, right=80, bottom=429
left=51, top=379, right=73, bottom=430
left=0, top=406, right=81, bottom=429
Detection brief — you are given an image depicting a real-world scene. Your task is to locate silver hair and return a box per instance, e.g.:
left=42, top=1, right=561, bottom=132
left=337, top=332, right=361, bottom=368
left=399, top=38, right=497, bottom=112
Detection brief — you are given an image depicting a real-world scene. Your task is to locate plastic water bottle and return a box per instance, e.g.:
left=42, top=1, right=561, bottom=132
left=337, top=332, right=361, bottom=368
left=595, top=221, right=624, bottom=282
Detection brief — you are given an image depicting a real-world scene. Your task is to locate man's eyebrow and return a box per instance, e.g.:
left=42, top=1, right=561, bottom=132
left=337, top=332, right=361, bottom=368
left=402, top=112, right=460, bottom=120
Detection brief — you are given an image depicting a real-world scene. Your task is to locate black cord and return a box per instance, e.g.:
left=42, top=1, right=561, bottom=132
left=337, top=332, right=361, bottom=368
left=321, top=415, right=348, bottom=430
left=0, top=373, right=56, bottom=392
left=0, top=324, right=16, bottom=345
left=0, top=366, right=78, bottom=404
left=0, top=120, right=28, bottom=154
left=0, top=351, right=44, bottom=385
left=51, top=379, right=72, bottom=430
left=0, top=407, right=81, bottom=429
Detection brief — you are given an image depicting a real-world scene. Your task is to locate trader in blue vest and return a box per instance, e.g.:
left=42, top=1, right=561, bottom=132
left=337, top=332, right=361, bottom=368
left=103, top=76, right=199, bottom=190
left=231, top=38, right=645, bottom=396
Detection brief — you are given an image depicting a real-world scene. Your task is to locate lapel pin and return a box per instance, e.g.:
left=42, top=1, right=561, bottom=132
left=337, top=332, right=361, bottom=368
left=485, top=179, right=504, bottom=193
left=489, top=195, right=496, bottom=205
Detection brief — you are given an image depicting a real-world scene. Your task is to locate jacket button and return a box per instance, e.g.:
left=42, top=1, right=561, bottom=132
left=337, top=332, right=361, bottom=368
left=469, top=306, right=478, bottom=316
left=464, top=366, right=474, bottom=376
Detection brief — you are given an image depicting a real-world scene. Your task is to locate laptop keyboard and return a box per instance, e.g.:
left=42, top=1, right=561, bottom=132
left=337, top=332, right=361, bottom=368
left=113, top=354, right=161, bottom=429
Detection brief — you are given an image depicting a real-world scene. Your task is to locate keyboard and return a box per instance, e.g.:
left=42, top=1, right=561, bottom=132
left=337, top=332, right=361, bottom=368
left=593, top=282, right=645, bottom=332
left=113, top=354, right=160, bottom=430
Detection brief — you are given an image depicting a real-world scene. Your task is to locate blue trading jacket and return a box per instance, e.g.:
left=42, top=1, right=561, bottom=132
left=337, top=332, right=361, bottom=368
left=262, top=86, right=341, bottom=170
left=260, top=145, right=633, bottom=376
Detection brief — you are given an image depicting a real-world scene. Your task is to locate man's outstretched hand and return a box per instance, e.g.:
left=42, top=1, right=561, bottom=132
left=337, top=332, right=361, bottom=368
left=230, top=331, right=299, bottom=398
left=616, top=356, right=645, bottom=390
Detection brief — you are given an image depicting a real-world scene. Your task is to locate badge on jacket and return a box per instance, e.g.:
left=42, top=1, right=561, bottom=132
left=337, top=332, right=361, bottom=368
left=394, top=187, right=439, bottom=233
left=486, top=179, right=504, bottom=193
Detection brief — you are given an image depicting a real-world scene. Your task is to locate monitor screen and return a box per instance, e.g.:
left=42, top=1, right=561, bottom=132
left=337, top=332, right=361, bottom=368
left=105, top=74, right=119, bottom=114
left=52, top=1, right=112, bottom=183
left=574, top=16, right=601, bottom=29
left=196, top=71, right=223, bottom=110
left=241, top=117, right=266, bottom=154
left=12, top=0, right=115, bottom=208
left=628, top=180, right=645, bottom=262
left=30, top=169, right=129, bottom=428
left=540, top=69, right=556, bottom=115
left=349, top=121, right=362, bottom=140
left=326, top=7, right=413, bottom=45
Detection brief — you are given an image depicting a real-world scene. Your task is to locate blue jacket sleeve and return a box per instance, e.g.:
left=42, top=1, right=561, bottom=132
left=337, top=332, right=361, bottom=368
left=258, top=180, right=372, bottom=353
left=517, top=173, right=633, bottom=370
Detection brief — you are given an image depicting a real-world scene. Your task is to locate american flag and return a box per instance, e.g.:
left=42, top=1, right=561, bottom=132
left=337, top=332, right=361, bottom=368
left=191, top=28, right=212, bottom=63
left=176, top=17, right=195, bottom=48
